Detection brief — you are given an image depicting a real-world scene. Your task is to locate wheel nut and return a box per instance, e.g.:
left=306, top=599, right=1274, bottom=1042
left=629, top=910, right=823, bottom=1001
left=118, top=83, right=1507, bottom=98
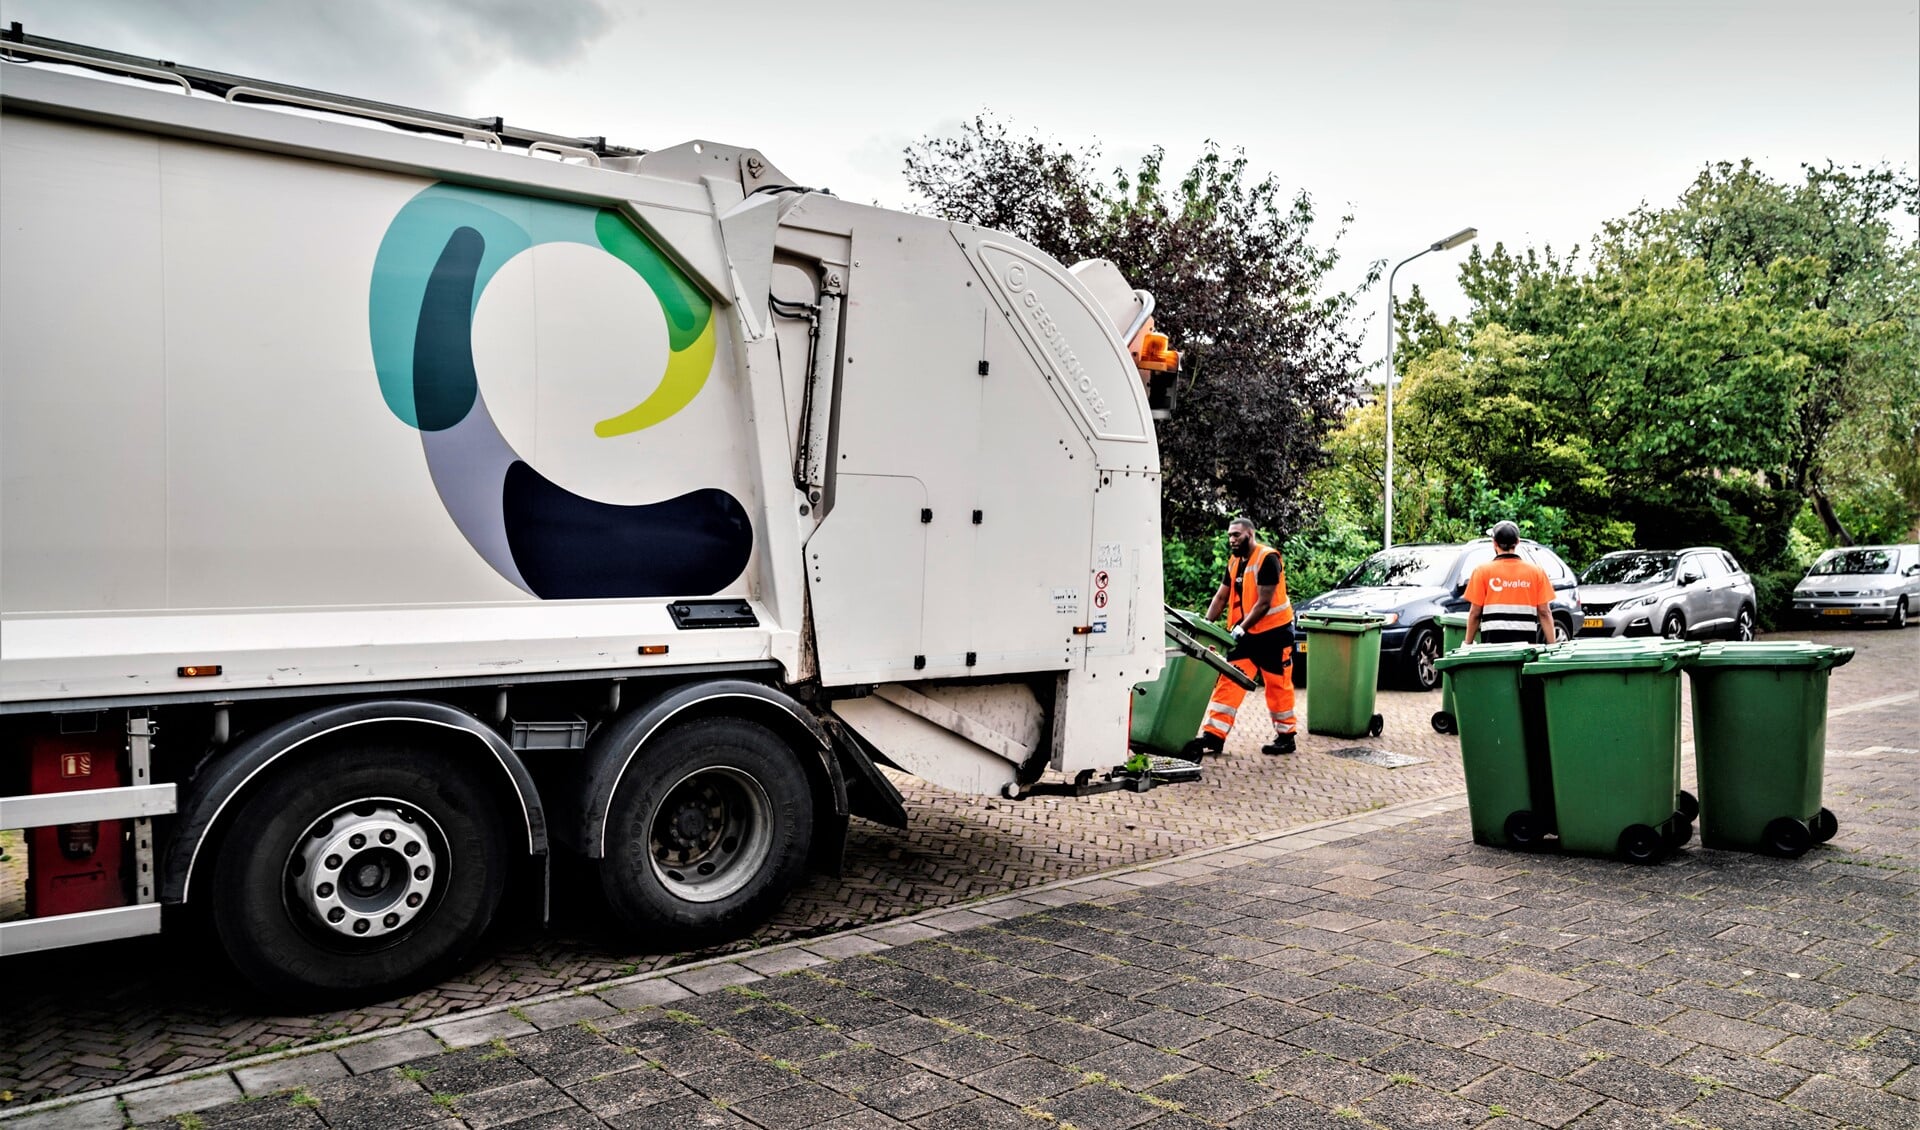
left=348, top=833, right=366, bottom=849
left=383, top=913, right=400, bottom=928
left=404, top=842, right=421, bottom=857
left=414, top=865, right=430, bottom=881
left=379, top=829, right=396, bottom=844
left=316, top=882, right=334, bottom=898
left=327, top=908, right=345, bottom=923
left=324, top=854, right=342, bottom=870
left=406, top=893, right=423, bottom=908
left=352, top=919, right=370, bottom=934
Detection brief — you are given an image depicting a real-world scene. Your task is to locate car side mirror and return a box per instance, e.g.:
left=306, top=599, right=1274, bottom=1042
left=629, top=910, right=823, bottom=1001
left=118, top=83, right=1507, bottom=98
left=1907, top=564, right=1920, bottom=577
left=1679, top=571, right=1699, bottom=586
left=1452, top=582, right=1467, bottom=598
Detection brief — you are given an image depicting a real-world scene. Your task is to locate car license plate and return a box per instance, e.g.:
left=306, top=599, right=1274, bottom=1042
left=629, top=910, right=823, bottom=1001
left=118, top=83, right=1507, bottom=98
left=1583, top=617, right=1604, bottom=629
left=1821, top=608, right=1851, bottom=616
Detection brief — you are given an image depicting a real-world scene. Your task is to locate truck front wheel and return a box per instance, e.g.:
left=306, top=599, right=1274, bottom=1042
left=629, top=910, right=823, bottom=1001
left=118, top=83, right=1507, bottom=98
left=209, top=745, right=509, bottom=1001
left=599, top=717, right=812, bottom=945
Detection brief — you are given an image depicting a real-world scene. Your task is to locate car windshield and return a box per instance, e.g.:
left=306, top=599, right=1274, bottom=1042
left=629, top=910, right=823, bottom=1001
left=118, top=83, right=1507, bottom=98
left=1808, top=549, right=1896, bottom=576
left=1340, top=546, right=1458, bottom=588
left=1582, top=552, right=1677, bottom=585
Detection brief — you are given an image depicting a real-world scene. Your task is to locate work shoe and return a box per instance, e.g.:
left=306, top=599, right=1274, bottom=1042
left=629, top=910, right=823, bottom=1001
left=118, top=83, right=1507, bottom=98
left=1261, top=734, right=1296, bottom=756
left=1180, top=734, right=1224, bottom=759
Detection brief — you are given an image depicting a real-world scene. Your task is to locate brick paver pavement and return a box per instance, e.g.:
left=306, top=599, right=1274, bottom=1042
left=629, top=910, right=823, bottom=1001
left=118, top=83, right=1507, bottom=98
left=1, top=627, right=1912, bottom=1124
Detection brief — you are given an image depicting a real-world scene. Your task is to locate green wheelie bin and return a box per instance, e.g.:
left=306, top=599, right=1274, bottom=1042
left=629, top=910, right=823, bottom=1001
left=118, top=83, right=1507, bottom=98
left=1522, top=641, right=1698, bottom=862
left=1548, top=637, right=1701, bottom=824
left=1432, top=642, right=1554, bottom=848
left=1298, top=611, right=1386, bottom=739
left=1686, top=641, right=1854, bottom=858
left=1431, top=612, right=1472, bottom=733
left=1130, top=611, right=1238, bottom=755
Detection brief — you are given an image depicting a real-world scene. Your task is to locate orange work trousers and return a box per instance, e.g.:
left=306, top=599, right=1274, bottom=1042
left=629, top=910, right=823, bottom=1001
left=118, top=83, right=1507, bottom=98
left=1200, top=648, right=1296, bottom=741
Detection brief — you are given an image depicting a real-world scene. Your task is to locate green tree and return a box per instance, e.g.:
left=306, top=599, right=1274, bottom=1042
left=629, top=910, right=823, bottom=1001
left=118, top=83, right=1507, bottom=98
left=1601, top=161, right=1920, bottom=547
left=902, top=115, right=1374, bottom=541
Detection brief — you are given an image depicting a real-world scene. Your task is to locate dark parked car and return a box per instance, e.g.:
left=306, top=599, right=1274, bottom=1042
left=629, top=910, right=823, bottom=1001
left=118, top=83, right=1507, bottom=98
left=1293, top=538, right=1582, bottom=691
left=1578, top=548, right=1757, bottom=640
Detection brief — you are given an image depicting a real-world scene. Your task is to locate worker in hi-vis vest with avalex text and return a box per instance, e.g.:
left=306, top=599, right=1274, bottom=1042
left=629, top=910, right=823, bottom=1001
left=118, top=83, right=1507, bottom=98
left=1464, top=521, right=1557, bottom=644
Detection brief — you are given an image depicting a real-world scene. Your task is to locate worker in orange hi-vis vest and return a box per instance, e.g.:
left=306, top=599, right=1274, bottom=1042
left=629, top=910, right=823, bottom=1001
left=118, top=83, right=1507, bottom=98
left=1463, top=521, right=1557, bottom=643
left=1181, top=516, right=1299, bottom=759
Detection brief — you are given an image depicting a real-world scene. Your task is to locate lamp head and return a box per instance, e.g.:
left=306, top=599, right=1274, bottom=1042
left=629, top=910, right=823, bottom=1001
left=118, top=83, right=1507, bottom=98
left=1431, top=227, right=1477, bottom=252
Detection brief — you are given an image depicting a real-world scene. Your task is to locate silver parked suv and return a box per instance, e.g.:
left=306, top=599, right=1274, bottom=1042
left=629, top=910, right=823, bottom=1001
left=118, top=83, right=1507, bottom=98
left=1578, top=548, right=1756, bottom=640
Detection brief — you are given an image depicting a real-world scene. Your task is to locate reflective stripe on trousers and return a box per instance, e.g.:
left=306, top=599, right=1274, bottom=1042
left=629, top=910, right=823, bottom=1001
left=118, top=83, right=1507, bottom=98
left=1200, top=649, right=1296, bottom=739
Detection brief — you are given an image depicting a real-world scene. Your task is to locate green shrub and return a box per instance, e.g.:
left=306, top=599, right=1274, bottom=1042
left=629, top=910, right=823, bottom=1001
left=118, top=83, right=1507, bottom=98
left=1751, top=567, right=1805, bottom=632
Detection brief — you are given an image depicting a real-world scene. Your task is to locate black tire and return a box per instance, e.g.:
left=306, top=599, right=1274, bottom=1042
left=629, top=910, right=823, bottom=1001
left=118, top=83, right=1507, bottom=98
left=1404, top=627, right=1441, bottom=691
left=1552, top=614, right=1572, bottom=643
left=1431, top=711, right=1456, bottom=734
left=1504, top=810, right=1544, bottom=849
left=1666, top=818, right=1694, bottom=848
left=1618, top=823, right=1667, bottom=864
left=1810, top=807, right=1839, bottom=843
left=1889, top=599, right=1908, bottom=630
left=1368, top=713, right=1385, bottom=738
left=1762, top=816, right=1812, bottom=859
left=1661, top=610, right=1687, bottom=640
left=1733, top=605, right=1756, bottom=641
left=1677, top=789, right=1699, bottom=821
left=599, top=717, right=812, bottom=946
left=209, top=744, right=509, bottom=1001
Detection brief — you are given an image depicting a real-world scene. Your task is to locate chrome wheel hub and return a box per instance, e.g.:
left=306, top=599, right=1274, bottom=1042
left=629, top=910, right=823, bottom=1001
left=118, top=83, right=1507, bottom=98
left=291, top=800, right=440, bottom=940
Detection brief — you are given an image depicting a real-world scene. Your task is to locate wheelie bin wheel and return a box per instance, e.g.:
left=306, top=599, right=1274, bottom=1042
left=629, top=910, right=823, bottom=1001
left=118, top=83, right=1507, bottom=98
left=1431, top=711, right=1456, bottom=734
left=1665, top=818, right=1693, bottom=848
left=1762, top=816, right=1812, bottom=859
left=1368, top=713, right=1385, bottom=737
left=1617, top=823, right=1668, bottom=864
left=1504, top=810, right=1545, bottom=850
left=1677, top=790, right=1699, bottom=821
left=1810, top=808, right=1838, bottom=843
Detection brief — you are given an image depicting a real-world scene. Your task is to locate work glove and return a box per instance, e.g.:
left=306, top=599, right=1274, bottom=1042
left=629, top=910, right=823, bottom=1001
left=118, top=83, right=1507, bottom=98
left=1232, top=624, right=1247, bottom=640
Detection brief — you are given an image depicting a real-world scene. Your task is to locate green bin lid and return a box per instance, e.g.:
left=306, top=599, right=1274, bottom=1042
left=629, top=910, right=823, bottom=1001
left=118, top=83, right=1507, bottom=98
left=1433, top=641, right=1541, bottom=671
left=1168, top=609, right=1235, bottom=649
left=1435, top=612, right=1470, bottom=628
left=1523, top=641, right=1691, bottom=676
left=1297, top=610, right=1386, bottom=634
left=1552, top=637, right=1699, bottom=655
left=1689, top=640, right=1855, bottom=670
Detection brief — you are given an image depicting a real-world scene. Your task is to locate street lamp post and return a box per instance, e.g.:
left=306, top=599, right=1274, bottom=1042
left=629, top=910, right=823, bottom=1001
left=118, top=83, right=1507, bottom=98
left=1383, top=226, right=1477, bottom=549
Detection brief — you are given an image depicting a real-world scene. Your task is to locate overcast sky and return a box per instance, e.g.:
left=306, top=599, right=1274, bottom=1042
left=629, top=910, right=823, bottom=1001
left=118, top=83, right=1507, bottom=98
left=7, top=0, right=1915, bottom=361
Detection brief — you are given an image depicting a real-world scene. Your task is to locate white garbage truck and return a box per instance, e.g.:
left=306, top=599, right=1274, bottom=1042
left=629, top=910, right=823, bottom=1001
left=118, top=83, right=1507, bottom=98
left=0, top=31, right=1211, bottom=997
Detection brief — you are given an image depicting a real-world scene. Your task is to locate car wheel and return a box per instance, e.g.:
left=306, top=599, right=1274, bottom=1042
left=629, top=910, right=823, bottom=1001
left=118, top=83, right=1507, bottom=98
left=1404, top=627, right=1441, bottom=691
left=1890, top=599, right=1908, bottom=630
left=1661, top=610, right=1686, bottom=640
left=1734, top=605, right=1755, bottom=641
left=1552, top=614, right=1571, bottom=643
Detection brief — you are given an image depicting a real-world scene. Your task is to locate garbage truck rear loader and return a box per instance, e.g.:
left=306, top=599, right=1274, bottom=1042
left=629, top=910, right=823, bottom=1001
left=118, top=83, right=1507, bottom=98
left=0, top=33, right=1183, bottom=997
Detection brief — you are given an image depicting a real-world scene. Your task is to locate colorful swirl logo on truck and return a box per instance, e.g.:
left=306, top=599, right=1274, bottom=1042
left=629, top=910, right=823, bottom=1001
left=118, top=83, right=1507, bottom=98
left=370, top=184, right=752, bottom=599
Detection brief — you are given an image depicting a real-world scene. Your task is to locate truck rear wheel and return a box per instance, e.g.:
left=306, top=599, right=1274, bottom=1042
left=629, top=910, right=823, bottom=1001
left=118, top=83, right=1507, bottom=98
left=599, top=717, right=812, bottom=945
left=209, top=745, right=508, bottom=1001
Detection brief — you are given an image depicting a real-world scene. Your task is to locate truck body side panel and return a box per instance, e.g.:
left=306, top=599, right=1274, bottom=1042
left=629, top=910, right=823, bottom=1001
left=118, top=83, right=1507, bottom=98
left=1, top=97, right=799, bottom=702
